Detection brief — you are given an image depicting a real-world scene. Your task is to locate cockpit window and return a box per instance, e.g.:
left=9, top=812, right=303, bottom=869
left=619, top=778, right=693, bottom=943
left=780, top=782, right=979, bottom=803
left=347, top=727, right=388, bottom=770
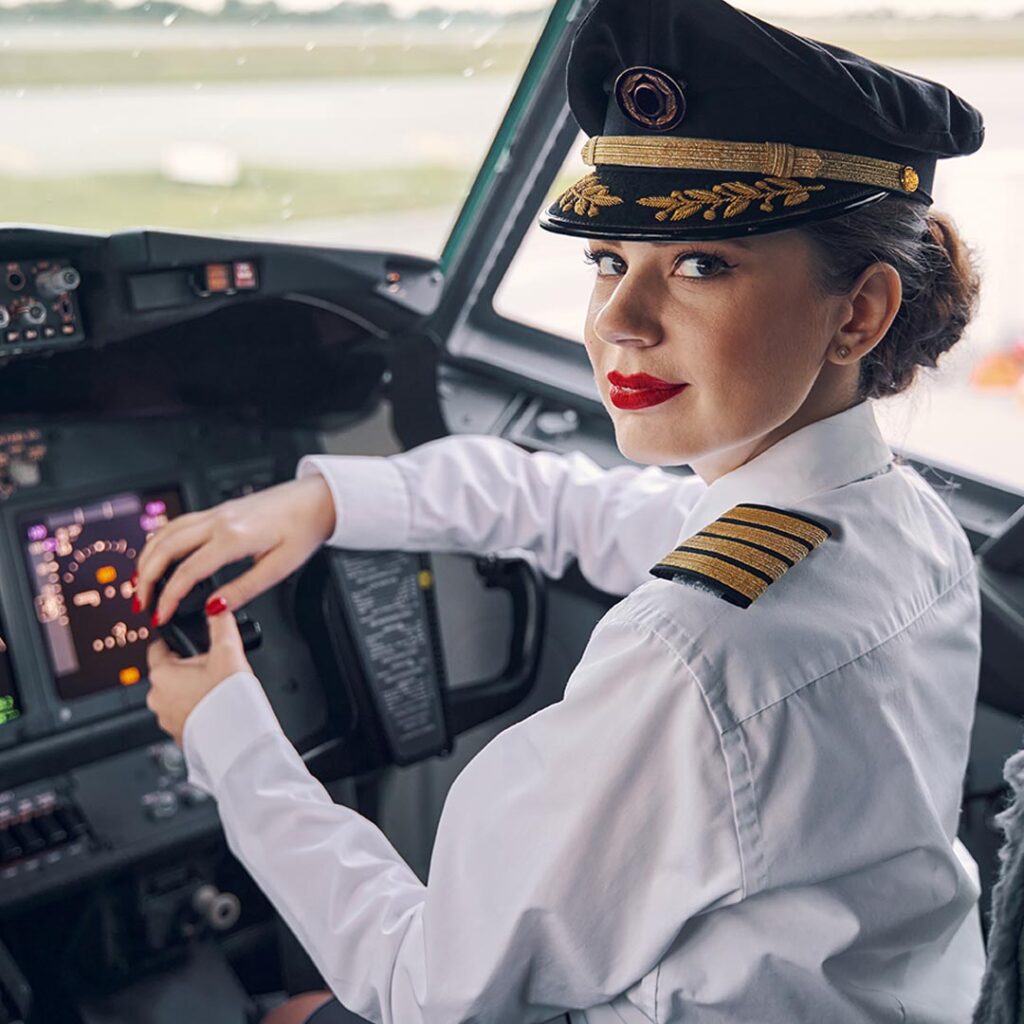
left=0, top=2, right=554, bottom=257
left=496, top=5, right=1024, bottom=494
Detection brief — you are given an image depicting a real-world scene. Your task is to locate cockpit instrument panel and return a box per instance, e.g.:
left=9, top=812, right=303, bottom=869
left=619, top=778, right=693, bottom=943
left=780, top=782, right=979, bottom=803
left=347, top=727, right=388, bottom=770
left=18, top=487, right=183, bottom=705
left=0, top=428, right=47, bottom=502
left=1, top=258, right=84, bottom=356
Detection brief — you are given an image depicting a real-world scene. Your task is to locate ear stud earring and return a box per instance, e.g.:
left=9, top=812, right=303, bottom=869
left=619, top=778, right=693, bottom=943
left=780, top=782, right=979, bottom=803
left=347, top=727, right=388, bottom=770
left=837, top=346, right=851, bottom=359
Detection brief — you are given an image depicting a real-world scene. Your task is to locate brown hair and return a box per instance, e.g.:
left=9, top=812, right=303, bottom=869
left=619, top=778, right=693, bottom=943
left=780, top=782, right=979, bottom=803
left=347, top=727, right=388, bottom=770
left=796, top=195, right=983, bottom=401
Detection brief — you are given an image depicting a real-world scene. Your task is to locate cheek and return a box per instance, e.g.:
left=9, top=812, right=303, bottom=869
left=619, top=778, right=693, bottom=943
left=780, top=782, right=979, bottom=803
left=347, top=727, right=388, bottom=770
left=681, top=278, right=819, bottom=386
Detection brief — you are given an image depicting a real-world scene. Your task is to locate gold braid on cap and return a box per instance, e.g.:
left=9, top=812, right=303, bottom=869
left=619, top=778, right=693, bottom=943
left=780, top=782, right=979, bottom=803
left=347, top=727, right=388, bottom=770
left=581, top=135, right=921, bottom=194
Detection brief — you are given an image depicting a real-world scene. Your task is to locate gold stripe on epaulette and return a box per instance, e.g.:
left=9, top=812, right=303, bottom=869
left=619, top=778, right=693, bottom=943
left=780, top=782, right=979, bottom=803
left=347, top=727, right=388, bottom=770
left=679, top=534, right=791, bottom=582
left=656, top=549, right=768, bottom=603
left=699, top=520, right=810, bottom=563
left=650, top=503, right=832, bottom=609
left=719, top=504, right=831, bottom=547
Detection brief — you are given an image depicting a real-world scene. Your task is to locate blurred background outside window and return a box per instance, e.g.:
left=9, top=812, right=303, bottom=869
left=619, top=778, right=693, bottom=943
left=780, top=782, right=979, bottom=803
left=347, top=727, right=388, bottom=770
left=0, top=0, right=553, bottom=255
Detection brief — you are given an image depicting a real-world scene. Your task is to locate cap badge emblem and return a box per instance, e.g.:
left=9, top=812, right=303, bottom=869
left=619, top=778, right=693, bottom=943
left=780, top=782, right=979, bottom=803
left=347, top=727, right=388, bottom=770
left=614, top=65, right=686, bottom=132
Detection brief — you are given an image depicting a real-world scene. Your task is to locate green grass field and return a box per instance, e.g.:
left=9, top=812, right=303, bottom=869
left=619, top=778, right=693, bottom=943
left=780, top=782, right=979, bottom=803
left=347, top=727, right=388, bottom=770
left=1, top=24, right=1022, bottom=88
left=0, top=163, right=473, bottom=231
left=0, top=38, right=534, bottom=87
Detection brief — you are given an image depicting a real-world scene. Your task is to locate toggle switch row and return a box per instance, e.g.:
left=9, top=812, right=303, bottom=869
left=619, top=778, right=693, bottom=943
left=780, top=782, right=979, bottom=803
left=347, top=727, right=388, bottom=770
left=0, top=800, right=89, bottom=864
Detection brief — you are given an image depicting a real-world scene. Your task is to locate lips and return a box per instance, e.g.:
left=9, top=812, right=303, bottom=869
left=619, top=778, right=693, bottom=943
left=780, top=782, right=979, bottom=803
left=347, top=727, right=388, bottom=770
left=607, top=370, right=689, bottom=410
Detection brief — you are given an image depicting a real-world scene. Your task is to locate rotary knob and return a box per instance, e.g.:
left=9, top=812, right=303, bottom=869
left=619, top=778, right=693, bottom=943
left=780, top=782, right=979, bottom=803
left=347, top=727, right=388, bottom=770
left=0, top=306, right=9, bottom=330
left=192, top=883, right=241, bottom=931
left=35, top=266, right=81, bottom=298
left=18, top=301, right=46, bottom=327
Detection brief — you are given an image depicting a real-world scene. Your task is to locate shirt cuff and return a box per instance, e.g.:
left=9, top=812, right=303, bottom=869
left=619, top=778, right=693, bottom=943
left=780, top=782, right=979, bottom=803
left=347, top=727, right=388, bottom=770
left=295, top=453, right=411, bottom=550
left=183, top=670, right=284, bottom=796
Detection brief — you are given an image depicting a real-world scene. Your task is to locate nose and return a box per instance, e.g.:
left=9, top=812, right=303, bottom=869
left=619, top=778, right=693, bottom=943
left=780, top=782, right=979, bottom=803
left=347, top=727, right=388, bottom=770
left=590, top=266, right=664, bottom=349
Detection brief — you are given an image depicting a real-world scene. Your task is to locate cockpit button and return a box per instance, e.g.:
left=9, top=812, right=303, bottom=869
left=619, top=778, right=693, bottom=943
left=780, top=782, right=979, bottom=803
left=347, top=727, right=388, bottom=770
left=9, top=821, right=45, bottom=856
left=143, top=790, right=179, bottom=821
left=33, top=813, right=68, bottom=847
left=154, top=742, right=186, bottom=777
left=36, top=266, right=81, bottom=298
left=19, top=303, right=46, bottom=327
left=54, top=805, right=89, bottom=839
left=0, top=829, right=22, bottom=863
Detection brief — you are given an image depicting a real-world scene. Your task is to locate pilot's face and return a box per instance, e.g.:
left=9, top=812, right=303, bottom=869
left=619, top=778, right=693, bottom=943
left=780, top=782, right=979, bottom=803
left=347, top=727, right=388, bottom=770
left=582, top=230, right=849, bottom=478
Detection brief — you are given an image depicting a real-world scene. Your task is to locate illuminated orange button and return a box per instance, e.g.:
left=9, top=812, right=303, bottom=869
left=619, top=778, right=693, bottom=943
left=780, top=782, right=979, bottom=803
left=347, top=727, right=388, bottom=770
left=120, top=666, right=141, bottom=686
left=96, top=565, right=117, bottom=585
left=204, top=263, right=232, bottom=293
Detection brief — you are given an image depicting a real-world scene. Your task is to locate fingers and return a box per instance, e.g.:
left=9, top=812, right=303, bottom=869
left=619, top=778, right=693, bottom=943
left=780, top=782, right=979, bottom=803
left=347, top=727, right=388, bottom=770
left=206, top=599, right=243, bottom=653
left=135, top=516, right=212, bottom=613
left=152, top=545, right=232, bottom=629
left=146, top=635, right=178, bottom=671
left=204, top=545, right=297, bottom=616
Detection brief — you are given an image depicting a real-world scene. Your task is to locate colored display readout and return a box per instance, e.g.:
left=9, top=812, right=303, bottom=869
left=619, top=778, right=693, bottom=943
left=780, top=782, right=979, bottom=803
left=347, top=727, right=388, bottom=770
left=20, top=486, right=185, bottom=704
left=0, top=629, right=21, bottom=726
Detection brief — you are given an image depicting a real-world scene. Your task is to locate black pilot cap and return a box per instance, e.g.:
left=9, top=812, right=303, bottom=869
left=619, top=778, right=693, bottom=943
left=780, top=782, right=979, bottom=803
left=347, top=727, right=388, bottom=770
left=538, top=0, right=985, bottom=241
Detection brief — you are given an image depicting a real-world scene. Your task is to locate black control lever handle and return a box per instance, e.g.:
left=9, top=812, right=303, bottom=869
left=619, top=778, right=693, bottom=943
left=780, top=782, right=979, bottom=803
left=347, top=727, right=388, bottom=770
left=152, top=560, right=263, bottom=659
left=445, top=553, right=546, bottom=736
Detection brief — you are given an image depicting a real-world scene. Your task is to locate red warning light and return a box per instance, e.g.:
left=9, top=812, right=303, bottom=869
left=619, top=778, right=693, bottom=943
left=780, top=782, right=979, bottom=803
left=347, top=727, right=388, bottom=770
left=232, top=261, right=258, bottom=290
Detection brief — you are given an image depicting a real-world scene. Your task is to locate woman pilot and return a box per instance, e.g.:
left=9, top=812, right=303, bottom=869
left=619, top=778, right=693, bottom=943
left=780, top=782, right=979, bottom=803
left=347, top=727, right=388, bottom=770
left=134, top=0, right=988, bottom=1020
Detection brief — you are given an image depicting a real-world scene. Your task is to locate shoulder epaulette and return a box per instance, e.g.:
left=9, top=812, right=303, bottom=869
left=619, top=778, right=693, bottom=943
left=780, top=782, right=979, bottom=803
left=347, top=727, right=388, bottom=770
left=649, top=503, right=832, bottom=609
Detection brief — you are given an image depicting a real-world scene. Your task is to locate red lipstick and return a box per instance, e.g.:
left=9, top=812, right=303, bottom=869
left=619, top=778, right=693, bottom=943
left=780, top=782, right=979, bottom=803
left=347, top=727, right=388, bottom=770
left=607, top=370, right=689, bottom=410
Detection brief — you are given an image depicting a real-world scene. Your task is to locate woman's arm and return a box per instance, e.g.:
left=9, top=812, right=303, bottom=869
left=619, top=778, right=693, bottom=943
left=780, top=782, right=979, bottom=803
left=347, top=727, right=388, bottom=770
left=183, top=609, right=742, bottom=1024
left=297, top=434, right=707, bottom=597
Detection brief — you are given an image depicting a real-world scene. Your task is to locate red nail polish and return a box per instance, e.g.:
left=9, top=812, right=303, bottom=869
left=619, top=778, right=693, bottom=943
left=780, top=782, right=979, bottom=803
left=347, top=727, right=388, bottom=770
left=131, top=596, right=141, bottom=615
left=205, top=596, right=228, bottom=617
left=130, top=571, right=138, bottom=585
left=151, top=611, right=161, bottom=628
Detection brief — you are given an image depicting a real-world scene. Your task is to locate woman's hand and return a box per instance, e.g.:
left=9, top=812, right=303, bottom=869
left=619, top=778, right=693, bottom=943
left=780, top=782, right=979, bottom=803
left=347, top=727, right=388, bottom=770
left=146, top=604, right=253, bottom=746
left=134, top=473, right=336, bottom=627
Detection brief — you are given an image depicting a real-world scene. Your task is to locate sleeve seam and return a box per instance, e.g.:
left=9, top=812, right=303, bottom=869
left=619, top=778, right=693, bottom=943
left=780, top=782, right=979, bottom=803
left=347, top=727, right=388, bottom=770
left=606, top=614, right=751, bottom=902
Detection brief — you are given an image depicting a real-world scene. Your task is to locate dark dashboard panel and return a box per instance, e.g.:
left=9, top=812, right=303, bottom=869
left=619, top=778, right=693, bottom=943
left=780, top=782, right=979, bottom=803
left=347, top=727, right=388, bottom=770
left=0, top=226, right=443, bottom=427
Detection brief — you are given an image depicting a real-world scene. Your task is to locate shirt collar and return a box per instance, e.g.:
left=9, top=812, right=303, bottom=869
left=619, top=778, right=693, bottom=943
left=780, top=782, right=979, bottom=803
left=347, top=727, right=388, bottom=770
left=675, top=400, right=895, bottom=544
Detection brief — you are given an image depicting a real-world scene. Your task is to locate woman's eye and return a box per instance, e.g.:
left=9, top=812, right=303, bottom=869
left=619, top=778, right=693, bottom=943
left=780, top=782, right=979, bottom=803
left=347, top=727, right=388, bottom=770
left=582, top=250, right=624, bottom=277
left=583, top=248, right=734, bottom=280
left=675, top=253, right=733, bottom=279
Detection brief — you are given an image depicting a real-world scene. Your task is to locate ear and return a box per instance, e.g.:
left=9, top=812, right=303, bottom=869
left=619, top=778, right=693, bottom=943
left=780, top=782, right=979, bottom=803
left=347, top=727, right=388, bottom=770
left=830, top=261, right=903, bottom=365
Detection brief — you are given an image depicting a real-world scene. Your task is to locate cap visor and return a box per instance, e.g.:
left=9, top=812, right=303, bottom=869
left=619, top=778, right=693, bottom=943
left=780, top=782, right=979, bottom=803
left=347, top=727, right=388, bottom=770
left=538, top=166, right=923, bottom=241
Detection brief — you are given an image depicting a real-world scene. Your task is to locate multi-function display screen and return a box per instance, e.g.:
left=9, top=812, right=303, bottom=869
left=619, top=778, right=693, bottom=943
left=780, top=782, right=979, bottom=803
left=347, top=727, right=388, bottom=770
left=0, top=623, right=20, bottom=726
left=20, top=487, right=185, bottom=703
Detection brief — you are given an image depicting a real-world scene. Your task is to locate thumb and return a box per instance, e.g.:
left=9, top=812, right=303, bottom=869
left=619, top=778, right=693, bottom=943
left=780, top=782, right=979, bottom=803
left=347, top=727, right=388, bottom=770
left=206, top=601, right=243, bottom=655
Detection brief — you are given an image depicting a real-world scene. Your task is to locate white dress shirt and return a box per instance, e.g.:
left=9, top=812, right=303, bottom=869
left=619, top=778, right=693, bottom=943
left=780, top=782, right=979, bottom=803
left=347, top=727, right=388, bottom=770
left=183, top=398, right=985, bottom=1023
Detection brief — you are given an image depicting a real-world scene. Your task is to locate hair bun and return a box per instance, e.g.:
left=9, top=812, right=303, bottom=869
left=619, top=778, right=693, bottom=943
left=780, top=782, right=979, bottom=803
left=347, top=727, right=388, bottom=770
left=800, top=197, right=982, bottom=400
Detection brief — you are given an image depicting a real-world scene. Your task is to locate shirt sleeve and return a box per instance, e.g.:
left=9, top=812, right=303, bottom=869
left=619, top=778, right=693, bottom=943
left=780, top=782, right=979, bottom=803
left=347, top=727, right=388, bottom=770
left=182, top=613, right=744, bottom=1024
left=295, top=434, right=707, bottom=596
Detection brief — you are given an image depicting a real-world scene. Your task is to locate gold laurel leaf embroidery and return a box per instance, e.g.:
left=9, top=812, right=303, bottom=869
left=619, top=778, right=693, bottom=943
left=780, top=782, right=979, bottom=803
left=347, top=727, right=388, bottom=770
left=717, top=182, right=761, bottom=199
left=638, top=178, right=825, bottom=222
left=557, top=173, right=624, bottom=219
left=683, top=188, right=722, bottom=203
left=636, top=192, right=703, bottom=222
